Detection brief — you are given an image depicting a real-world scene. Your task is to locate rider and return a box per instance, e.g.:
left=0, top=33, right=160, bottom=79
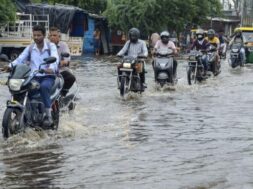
left=206, top=29, right=220, bottom=74
left=48, top=26, right=76, bottom=96
left=3, top=25, right=59, bottom=126
left=117, top=27, right=148, bottom=89
left=218, top=30, right=228, bottom=56
left=229, top=30, right=246, bottom=65
left=154, top=31, right=178, bottom=78
left=190, top=29, right=210, bottom=76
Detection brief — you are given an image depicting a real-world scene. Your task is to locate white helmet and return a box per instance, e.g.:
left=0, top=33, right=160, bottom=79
left=160, top=31, right=170, bottom=38
left=196, top=29, right=204, bottom=40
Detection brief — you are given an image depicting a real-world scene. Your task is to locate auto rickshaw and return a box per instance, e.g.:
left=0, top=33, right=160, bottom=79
left=234, top=27, right=253, bottom=64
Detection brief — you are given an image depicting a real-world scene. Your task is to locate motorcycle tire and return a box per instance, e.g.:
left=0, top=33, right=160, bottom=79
left=51, top=101, right=60, bottom=130
left=187, top=67, right=193, bottom=85
left=2, top=108, right=22, bottom=139
left=120, top=77, right=127, bottom=97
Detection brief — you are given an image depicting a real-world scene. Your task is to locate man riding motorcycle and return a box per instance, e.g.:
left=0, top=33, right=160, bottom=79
left=206, top=29, right=220, bottom=75
left=2, top=25, right=59, bottom=126
left=48, top=26, right=76, bottom=96
left=117, top=28, right=148, bottom=90
left=153, top=31, right=178, bottom=78
left=190, top=29, right=210, bottom=76
left=218, top=30, right=228, bottom=58
left=229, top=30, right=246, bottom=65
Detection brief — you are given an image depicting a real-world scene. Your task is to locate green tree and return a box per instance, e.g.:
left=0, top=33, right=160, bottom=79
left=104, top=0, right=222, bottom=35
left=32, top=0, right=107, bottom=14
left=0, top=0, right=16, bottom=23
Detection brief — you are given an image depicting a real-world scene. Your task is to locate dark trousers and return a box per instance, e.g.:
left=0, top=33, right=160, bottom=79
left=61, top=70, right=76, bottom=94
left=30, top=76, right=55, bottom=108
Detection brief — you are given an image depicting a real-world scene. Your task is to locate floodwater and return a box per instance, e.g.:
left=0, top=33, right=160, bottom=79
left=1, top=55, right=253, bottom=189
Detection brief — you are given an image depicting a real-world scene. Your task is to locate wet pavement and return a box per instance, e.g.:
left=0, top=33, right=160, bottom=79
left=0, top=55, right=253, bottom=189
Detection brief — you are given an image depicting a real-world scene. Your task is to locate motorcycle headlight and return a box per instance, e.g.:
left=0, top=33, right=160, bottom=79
left=232, top=49, right=239, bottom=53
left=9, top=79, right=25, bottom=91
left=189, top=55, right=195, bottom=61
left=123, top=63, right=131, bottom=68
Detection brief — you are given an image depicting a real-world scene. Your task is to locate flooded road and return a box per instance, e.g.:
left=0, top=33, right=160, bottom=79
left=1, top=55, right=253, bottom=189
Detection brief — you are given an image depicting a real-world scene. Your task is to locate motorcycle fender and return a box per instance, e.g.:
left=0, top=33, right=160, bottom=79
left=230, top=57, right=239, bottom=68
left=6, top=100, right=24, bottom=110
left=157, top=72, right=169, bottom=80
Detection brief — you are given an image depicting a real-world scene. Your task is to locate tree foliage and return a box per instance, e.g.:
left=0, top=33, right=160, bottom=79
left=0, top=0, right=16, bottom=23
left=31, top=0, right=107, bottom=14
left=104, top=0, right=222, bottom=35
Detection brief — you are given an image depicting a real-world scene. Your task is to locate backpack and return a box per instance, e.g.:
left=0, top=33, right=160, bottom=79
left=27, top=41, right=52, bottom=62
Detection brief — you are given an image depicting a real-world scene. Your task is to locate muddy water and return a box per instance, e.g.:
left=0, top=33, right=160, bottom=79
left=1, top=55, right=253, bottom=189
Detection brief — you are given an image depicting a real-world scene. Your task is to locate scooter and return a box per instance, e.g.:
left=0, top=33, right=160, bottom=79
left=153, top=48, right=176, bottom=87
left=229, top=43, right=244, bottom=68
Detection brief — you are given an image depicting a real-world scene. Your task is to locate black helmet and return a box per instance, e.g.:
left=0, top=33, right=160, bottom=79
left=207, top=29, right=215, bottom=39
left=128, top=28, right=140, bottom=43
left=160, top=31, right=170, bottom=44
left=196, top=29, right=204, bottom=40
left=235, top=30, right=242, bottom=37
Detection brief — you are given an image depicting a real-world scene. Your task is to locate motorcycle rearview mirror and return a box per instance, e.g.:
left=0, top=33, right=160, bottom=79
left=43, top=57, right=56, bottom=64
left=61, top=52, right=70, bottom=58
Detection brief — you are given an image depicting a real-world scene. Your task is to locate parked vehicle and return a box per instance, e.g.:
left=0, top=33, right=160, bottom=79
left=117, top=56, right=146, bottom=97
left=1, top=55, right=63, bottom=139
left=153, top=48, right=176, bottom=87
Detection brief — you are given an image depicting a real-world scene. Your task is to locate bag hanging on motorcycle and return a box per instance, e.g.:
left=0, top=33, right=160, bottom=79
left=135, top=61, right=143, bottom=73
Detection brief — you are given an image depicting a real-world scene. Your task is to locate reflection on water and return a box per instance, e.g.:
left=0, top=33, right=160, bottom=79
left=0, top=57, right=253, bottom=188
left=0, top=144, right=64, bottom=189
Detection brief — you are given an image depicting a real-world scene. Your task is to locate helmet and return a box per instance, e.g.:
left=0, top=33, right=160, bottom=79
left=235, top=30, right=242, bottom=37
left=160, top=31, right=170, bottom=44
left=128, top=28, right=140, bottom=43
left=196, top=29, right=204, bottom=40
left=207, top=29, right=215, bottom=39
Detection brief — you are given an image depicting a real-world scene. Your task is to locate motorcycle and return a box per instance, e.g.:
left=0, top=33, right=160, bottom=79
left=1, top=55, right=63, bottom=139
left=229, top=43, right=244, bottom=68
left=117, top=56, right=146, bottom=97
left=58, top=53, right=79, bottom=112
left=153, top=48, right=176, bottom=87
left=206, top=44, right=221, bottom=76
left=219, top=43, right=227, bottom=59
left=187, top=50, right=206, bottom=85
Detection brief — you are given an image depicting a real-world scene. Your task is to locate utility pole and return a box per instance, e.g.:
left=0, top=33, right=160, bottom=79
left=241, top=0, right=244, bottom=26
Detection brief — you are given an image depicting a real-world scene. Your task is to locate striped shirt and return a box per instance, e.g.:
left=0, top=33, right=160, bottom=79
left=117, top=40, right=148, bottom=57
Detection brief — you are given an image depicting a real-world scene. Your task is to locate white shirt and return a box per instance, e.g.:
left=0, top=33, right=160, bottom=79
left=11, top=40, right=59, bottom=76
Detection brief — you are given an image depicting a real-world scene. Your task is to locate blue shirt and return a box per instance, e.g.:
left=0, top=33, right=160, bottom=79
left=11, top=40, right=59, bottom=76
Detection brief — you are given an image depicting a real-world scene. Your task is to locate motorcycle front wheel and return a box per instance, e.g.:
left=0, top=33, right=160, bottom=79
left=2, top=108, right=23, bottom=139
left=187, top=67, right=194, bottom=85
left=120, top=77, right=128, bottom=97
left=51, top=101, right=60, bottom=130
